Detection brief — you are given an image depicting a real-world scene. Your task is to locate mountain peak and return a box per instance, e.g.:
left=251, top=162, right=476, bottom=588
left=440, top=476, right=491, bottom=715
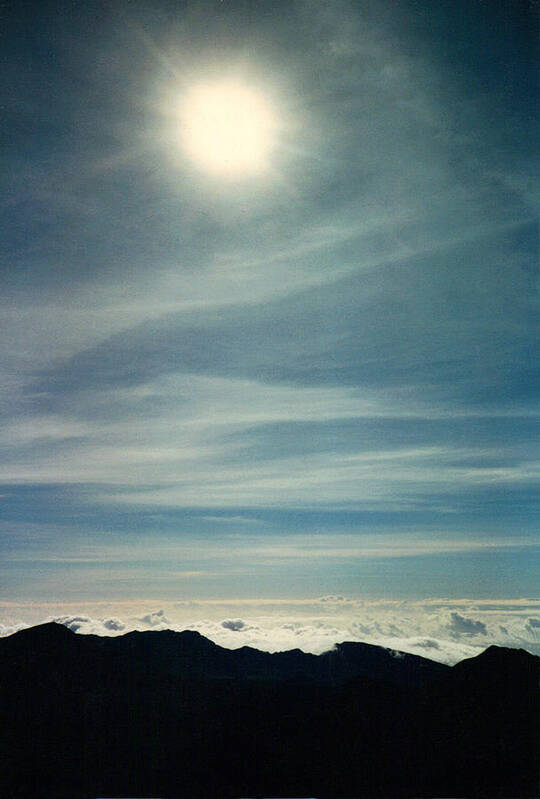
left=458, top=643, right=539, bottom=667
left=452, top=643, right=539, bottom=688
left=12, top=621, right=75, bottom=639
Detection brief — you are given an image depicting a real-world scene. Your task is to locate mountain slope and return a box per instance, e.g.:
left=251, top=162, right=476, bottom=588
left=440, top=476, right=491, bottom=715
left=0, top=623, right=537, bottom=798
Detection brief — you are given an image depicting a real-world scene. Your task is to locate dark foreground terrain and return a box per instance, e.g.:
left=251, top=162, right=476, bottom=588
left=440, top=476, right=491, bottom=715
left=0, top=623, right=538, bottom=798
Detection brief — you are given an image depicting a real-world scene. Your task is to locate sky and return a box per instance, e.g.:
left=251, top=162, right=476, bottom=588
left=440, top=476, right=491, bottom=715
left=1, top=0, right=538, bottom=661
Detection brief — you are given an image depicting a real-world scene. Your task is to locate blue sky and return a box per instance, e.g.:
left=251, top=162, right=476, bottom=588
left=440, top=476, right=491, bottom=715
left=1, top=0, right=538, bottom=622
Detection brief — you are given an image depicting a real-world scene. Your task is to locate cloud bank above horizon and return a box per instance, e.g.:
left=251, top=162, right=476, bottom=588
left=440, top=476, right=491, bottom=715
left=1, top=597, right=539, bottom=665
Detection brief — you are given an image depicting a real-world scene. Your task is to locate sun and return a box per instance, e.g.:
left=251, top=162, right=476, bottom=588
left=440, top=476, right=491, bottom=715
left=179, top=80, right=277, bottom=178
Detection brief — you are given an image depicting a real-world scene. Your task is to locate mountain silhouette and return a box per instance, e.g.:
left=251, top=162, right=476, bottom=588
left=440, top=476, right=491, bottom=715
left=0, top=623, right=537, bottom=798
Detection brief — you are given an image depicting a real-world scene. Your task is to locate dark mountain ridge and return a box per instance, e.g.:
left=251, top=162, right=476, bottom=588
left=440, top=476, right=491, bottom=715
left=0, top=623, right=538, bottom=798
left=0, top=621, right=450, bottom=685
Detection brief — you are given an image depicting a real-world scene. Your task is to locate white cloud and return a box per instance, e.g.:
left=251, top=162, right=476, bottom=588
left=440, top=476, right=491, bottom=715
left=101, top=617, right=126, bottom=631
left=3, top=365, right=537, bottom=505
left=221, top=619, right=249, bottom=631
left=137, top=609, right=171, bottom=629
left=446, top=611, right=487, bottom=637
left=0, top=621, right=27, bottom=637
left=525, top=618, right=540, bottom=636
left=319, top=595, right=349, bottom=603
left=47, top=614, right=127, bottom=635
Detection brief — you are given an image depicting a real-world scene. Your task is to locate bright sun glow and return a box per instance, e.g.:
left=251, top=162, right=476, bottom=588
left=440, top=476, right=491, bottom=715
left=180, top=80, right=277, bottom=177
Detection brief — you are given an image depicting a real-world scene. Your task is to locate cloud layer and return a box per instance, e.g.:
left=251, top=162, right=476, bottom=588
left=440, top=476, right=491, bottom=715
left=1, top=597, right=539, bottom=665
